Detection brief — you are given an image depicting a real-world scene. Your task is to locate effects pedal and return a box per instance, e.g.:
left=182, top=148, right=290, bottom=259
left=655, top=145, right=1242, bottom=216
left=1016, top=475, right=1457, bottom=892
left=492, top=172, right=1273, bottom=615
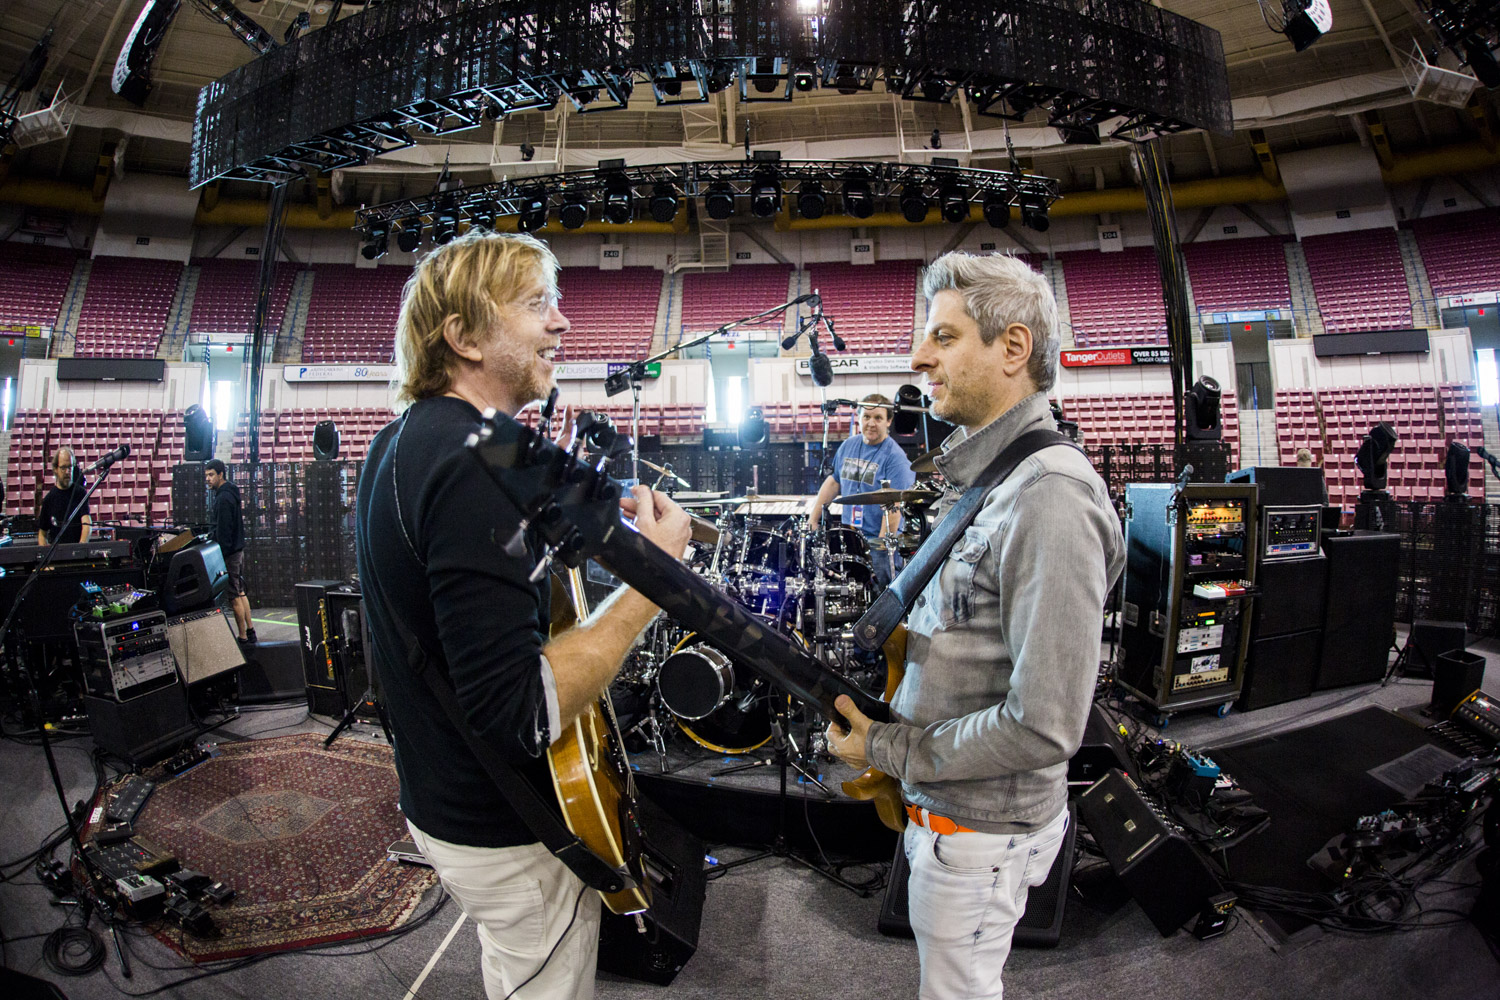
left=94, top=823, right=135, bottom=846
left=164, top=891, right=218, bottom=937
left=105, top=775, right=155, bottom=824
left=114, top=873, right=166, bottom=904
left=166, top=869, right=235, bottom=904
left=162, top=744, right=212, bottom=776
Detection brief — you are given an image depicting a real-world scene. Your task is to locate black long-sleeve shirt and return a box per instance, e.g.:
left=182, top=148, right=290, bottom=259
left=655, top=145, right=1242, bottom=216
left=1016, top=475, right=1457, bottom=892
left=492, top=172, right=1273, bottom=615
left=355, top=397, right=555, bottom=848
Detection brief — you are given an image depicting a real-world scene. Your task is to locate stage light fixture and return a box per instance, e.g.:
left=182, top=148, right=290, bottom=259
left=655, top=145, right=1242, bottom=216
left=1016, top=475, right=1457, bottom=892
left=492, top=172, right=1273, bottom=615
left=1020, top=194, right=1050, bottom=232
left=517, top=187, right=548, bottom=232
left=559, top=196, right=589, bottom=229
left=658, top=76, right=682, bottom=97
left=312, top=420, right=341, bottom=461
left=648, top=182, right=680, bottom=223
left=468, top=200, right=498, bottom=231
left=751, top=169, right=781, bottom=217
left=797, top=181, right=827, bottom=219
left=705, top=182, right=735, bottom=220
left=793, top=67, right=816, bottom=92
left=982, top=191, right=1011, bottom=228
left=1444, top=440, right=1472, bottom=498
left=183, top=405, right=215, bottom=463
left=603, top=174, right=633, bottom=224
left=395, top=219, right=422, bottom=252
left=900, top=184, right=929, bottom=223
left=1355, top=421, right=1399, bottom=492
left=931, top=128, right=942, bottom=149
left=940, top=182, right=968, bottom=223
left=361, top=223, right=388, bottom=260
left=1184, top=376, right=1222, bottom=440
left=519, top=142, right=535, bottom=162
left=842, top=174, right=875, bottom=218
left=739, top=407, right=769, bottom=448
left=432, top=198, right=459, bottom=244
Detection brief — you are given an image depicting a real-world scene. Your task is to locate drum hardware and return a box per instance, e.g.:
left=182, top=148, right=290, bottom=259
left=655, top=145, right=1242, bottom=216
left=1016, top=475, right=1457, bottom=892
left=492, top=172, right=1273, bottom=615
left=638, top=458, right=692, bottom=490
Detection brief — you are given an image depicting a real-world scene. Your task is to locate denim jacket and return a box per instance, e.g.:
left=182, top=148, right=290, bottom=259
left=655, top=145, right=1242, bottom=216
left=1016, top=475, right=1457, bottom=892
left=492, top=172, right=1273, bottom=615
left=865, top=391, right=1124, bottom=833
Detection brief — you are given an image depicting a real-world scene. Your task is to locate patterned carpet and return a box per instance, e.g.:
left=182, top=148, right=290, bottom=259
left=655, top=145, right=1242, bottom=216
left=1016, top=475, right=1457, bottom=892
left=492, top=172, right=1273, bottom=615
left=134, top=733, right=436, bottom=962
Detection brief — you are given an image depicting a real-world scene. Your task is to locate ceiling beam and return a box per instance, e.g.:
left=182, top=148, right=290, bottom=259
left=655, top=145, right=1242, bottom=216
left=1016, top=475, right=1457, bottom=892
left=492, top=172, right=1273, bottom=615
left=1357, top=0, right=1406, bottom=72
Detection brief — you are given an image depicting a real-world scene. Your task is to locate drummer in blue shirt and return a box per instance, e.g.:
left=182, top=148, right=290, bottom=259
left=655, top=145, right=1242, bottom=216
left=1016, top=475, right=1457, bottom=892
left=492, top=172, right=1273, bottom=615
left=806, top=393, right=915, bottom=589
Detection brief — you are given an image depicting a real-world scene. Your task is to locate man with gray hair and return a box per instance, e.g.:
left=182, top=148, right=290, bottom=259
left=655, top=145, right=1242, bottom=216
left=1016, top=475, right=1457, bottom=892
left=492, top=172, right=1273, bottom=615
left=827, top=252, right=1124, bottom=999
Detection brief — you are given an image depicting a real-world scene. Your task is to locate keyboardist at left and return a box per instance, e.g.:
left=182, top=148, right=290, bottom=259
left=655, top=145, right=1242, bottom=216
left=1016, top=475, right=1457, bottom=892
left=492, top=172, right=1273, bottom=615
left=38, top=446, right=91, bottom=545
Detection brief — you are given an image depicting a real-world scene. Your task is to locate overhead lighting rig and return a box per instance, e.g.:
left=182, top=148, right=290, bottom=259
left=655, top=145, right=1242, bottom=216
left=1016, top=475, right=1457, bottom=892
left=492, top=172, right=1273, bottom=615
left=191, top=0, right=1233, bottom=187
left=353, top=159, right=1062, bottom=250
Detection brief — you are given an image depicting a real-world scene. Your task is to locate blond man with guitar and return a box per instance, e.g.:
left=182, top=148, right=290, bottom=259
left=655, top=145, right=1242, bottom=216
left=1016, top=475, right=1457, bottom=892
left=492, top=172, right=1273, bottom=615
left=355, top=230, right=690, bottom=1000
left=828, top=253, right=1124, bottom=1000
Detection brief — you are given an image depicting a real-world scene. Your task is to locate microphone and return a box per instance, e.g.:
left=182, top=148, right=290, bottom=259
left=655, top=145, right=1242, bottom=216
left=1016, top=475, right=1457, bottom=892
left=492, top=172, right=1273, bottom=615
left=823, top=314, right=846, bottom=352
left=794, top=292, right=821, bottom=307
left=781, top=329, right=802, bottom=351
left=84, top=444, right=130, bottom=474
left=808, top=350, right=834, bottom=387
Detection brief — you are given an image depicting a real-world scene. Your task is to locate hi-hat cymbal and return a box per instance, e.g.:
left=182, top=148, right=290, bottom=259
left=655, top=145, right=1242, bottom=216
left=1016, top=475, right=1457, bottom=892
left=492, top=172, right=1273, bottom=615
left=833, top=487, right=942, bottom=507
left=910, top=446, right=944, bottom=476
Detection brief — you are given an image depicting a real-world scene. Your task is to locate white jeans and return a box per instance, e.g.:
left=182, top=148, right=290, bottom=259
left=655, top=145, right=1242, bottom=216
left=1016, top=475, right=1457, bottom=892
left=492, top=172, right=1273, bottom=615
left=407, top=820, right=603, bottom=1000
left=903, top=807, right=1070, bottom=1000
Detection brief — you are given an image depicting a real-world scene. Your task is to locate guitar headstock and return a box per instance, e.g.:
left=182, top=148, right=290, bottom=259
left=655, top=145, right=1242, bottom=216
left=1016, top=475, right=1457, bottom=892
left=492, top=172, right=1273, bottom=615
left=466, top=406, right=625, bottom=571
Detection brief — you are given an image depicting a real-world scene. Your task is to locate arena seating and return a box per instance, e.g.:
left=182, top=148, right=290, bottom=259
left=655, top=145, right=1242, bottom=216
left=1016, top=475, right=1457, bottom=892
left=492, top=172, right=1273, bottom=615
left=72, top=256, right=184, bottom=357
left=0, top=243, right=80, bottom=328
left=301, top=265, right=411, bottom=362
left=5, top=410, right=174, bottom=522
left=1408, top=208, right=1500, bottom=298
left=232, top=408, right=393, bottom=463
left=802, top=260, right=919, bottom=354
left=189, top=258, right=300, bottom=337
left=1183, top=236, right=1292, bottom=313
left=556, top=267, right=662, bottom=361
left=1299, top=229, right=1412, bottom=333
left=1058, top=247, right=1168, bottom=346
left=1059, top=391, right=1240, bottom=467
left=679, top=264, right=793, bottom=338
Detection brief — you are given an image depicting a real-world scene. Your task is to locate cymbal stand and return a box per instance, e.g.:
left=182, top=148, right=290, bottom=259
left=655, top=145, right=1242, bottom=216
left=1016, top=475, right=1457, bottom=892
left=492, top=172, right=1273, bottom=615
left=707, top=702, right=871, bottom=895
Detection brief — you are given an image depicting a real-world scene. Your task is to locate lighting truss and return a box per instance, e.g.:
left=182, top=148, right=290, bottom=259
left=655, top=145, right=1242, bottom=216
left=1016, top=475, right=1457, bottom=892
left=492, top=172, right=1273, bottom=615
left=192, top=0, right=1233, bottom=187
left=351, top=158, right=1062, bottom=243
left=1418, top=0, right=1500, bottom=87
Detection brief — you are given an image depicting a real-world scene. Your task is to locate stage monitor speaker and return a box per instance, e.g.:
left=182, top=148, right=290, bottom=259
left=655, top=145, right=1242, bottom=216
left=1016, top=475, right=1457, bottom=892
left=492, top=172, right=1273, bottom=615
left=237, top=640, right=306, bottom=703
left=1076, top=769, right=1224, bottom=936
left=597, top=794, right=706, bottom=985
left=83, top=683, right=195, bottom=767
left=160, top=541, right=227, bottom=614
left=1316, top=531, right=1399, bottom=690
left=878, top=802, right=1078, bottom=948
left=165, top=608, right=245, bottom=685
left=1226, top=466, right=1327, bottom=507
left=1238, top=629, right=1322, bottom=711
left=1432, top=650, right=1486, bottom=718
left=1407, top=620, right=1466, bottom=680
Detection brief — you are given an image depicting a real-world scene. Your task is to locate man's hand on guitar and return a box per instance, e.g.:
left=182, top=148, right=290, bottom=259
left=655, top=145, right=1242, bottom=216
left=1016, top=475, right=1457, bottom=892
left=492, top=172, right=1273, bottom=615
left=622, top=485, right=691, bottom=559
left=825, top=694, right=873, bottom=770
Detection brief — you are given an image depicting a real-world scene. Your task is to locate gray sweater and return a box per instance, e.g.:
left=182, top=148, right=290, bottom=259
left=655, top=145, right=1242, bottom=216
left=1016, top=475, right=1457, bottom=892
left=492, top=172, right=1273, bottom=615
left=865, top=392, right=1125, bottom=833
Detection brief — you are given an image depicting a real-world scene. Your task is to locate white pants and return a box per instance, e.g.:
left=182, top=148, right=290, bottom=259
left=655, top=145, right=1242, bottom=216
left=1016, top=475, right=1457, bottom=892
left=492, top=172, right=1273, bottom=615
left=407, top=821, right=602, bottom=1000
left=903, top=808, right=1070, bottom=1000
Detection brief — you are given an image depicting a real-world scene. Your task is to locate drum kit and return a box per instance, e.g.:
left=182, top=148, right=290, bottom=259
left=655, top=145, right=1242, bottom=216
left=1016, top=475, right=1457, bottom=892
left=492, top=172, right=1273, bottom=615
left=611, top=473, right=951, bottom=769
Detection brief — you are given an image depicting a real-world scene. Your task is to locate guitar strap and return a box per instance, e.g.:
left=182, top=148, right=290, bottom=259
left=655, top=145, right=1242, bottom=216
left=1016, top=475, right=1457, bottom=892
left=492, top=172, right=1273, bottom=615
left=853, top=428, right=1080, bottom=652
left=361, top=413, right=636, bottom=896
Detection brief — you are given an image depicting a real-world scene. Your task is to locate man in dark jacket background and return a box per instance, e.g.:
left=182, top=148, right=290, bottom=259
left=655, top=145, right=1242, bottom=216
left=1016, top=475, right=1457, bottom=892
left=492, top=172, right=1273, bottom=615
left=205, top=459, right=254, bottom=644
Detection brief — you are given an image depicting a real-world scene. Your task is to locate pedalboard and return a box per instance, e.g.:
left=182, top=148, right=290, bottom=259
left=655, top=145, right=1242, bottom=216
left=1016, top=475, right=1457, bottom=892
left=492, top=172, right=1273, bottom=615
left=105, top=775, right=155, bottom=824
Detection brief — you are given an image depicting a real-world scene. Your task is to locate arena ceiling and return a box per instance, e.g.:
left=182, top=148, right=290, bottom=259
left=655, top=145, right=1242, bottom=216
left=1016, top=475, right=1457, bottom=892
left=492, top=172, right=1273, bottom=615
left=0, top=0, right=1492, bottom=205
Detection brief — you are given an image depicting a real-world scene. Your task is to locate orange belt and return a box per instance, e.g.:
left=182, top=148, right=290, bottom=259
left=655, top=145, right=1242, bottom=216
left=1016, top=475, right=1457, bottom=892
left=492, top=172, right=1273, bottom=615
left=905, top=803, right=976, bottom=836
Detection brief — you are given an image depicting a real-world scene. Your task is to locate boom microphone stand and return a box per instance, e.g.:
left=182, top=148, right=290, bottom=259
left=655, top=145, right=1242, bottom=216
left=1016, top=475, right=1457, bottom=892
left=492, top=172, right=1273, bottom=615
left=604, top=293, right=819, bottom=483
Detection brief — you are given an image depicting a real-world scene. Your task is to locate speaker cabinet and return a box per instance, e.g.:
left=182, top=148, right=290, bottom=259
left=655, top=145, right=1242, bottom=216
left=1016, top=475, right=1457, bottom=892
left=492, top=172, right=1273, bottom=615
left=1316, top=531, right=1399, bottom=690
left=1076, top=770, right=1224, bottom=936
left=294, top=580, right=350, bottom=717
left=1407, top=620, right=1467, bottom=680
left=83, top=683, right=195, bottom=767
left=1238, top=629, right=1322, bottom=711
left=597, top=794, right=706, bottom=985
left=1226, top=466, right=1327, bottom=507
left=1253, top=557, right=1327, bottom=636
left=1432, top=650, right=1486, bottom=717
left=878, top=802, right=1078, bottom=948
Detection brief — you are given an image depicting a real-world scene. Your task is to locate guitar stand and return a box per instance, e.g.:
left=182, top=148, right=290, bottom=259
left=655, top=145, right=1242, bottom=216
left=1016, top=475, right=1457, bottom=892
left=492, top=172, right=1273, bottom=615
left=705, top=708, right=873, bottom=897
left=324, top=684, right=393, bottom=749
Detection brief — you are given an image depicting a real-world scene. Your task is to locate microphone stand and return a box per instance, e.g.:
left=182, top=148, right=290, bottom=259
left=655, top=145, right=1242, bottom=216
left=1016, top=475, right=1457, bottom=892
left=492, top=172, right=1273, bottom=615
left=604, top=294, right=816, bottom=484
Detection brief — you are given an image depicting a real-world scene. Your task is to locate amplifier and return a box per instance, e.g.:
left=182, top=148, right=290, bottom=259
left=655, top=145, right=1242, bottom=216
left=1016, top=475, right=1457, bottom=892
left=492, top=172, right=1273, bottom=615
left=294, top=580, right=351, bottom=717
left=75, top=611, right=178, bottom=701
left=165, top=608, right=245, bottom=686
left=1076, top=769, right=1225, bottom=936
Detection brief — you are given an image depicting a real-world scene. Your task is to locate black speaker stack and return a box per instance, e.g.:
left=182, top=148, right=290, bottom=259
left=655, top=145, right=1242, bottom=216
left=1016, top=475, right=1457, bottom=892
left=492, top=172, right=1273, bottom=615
left=1315, top=530, right=1401, bottom=689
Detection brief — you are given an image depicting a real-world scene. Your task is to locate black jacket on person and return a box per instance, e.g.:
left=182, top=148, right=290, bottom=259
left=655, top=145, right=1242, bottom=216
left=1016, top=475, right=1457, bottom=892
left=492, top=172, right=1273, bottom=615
left=211, top=480, right=244, bottom=555
left=355, top=396, right=555, bottom=848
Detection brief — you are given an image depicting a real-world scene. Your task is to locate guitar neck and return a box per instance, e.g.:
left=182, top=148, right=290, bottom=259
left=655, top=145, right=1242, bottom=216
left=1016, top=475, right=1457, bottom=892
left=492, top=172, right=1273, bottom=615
left=590, top=517, right=890, bottom=725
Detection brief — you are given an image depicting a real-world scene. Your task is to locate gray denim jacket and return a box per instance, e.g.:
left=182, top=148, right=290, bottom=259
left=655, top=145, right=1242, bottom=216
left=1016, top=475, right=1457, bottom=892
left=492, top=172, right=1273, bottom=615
left=865, top=392, right=1124, bottom=833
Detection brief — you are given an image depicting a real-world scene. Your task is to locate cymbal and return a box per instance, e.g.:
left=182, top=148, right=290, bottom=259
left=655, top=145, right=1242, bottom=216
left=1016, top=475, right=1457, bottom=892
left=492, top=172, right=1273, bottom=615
left=689, top=515, right=720, bottom=545
left=909, top=445, right=944, bottom=476
left=676, top=494, right=733, bottom=508
left=833, top=487, right=942, bottom=507
left=639, top=458, right=692, bottom=489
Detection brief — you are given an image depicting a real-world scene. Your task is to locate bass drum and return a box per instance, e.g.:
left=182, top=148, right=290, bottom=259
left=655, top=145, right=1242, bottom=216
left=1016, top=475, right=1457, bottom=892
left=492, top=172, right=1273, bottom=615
left=657, top=634, right=773, bottom=754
